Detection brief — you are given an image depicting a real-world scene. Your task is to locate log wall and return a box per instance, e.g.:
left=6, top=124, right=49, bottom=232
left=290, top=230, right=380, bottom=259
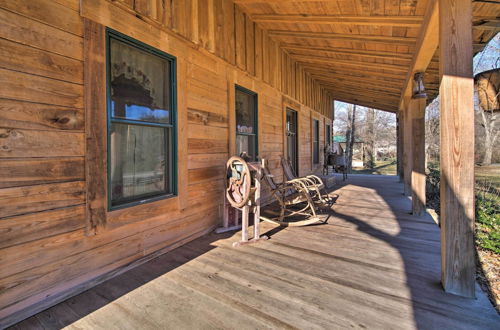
left=0, top=0, right=333, bottom=325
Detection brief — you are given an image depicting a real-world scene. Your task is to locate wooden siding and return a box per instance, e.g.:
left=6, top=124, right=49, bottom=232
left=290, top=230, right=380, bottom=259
left=0, top=0, right=332, bottom=326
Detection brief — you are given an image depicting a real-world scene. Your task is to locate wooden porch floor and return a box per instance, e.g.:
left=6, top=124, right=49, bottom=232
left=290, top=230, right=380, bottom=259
left=11, top=175, right=499, bottom=330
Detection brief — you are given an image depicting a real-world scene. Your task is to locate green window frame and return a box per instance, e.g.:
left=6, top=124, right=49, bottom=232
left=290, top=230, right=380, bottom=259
left=326, top=123, right=331, bottom=146
left=313, top=119, right=320, bottom=164
left=106, top=28, right=177, bottom=210
left=235, top=85, right=258, bottom=161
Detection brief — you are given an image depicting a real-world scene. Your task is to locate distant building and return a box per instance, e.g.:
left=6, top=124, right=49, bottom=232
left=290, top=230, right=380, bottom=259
left=334, top=135, right=364, bottom=168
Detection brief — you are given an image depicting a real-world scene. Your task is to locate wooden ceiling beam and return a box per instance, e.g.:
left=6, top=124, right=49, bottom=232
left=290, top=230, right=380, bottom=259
left=308, top=73, right=404, bottom=88
left=283, top=44, right=413, bottom=61
left=312, top=78, right=403, bottom=94
left=328, top=94, right=398, bottom=112
left=252, top=14, right=423, bottom=27
left=318, top=83, right=402, bottom=99
left=298, top=64, right=407, bottom=81
left=294, top=56, right=409, bottom=73
left=269, top=30, right=417, bottom=45
left=320, top=87, right=402, bottom=101
left=398, top=0, right=439, bottom=110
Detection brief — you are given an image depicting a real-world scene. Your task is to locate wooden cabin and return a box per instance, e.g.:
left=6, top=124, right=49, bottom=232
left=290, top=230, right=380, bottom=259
left=0, top=0, right=499, bottom=327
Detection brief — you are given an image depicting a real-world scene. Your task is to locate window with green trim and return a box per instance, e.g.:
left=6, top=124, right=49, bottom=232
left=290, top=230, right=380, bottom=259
left=313, top=119, right=319, bottom=164
left=326, top=123, right=331, bottom=146
left=107, top=29, right=177, bottom=209
left=235, top=86, right=258, bottom=161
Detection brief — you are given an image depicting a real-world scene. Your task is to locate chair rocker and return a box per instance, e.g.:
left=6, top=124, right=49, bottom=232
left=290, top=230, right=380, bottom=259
left=281, top=157, right=332, bottom=204
left=260, top=163, right=325, bottom=227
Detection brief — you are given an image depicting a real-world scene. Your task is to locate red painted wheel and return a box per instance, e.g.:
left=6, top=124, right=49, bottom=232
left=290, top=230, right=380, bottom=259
left=226, top=156, right=252, bottom=208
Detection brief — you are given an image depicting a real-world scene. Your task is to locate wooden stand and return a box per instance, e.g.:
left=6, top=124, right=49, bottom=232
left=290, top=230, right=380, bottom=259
left=232, top=161, right=268, bottom=247
left=217, top=158, right=268, bottom=246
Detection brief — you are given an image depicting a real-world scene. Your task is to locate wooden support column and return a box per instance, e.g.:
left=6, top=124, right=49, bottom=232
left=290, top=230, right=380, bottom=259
left=396, top=114, right=403, bottom=182
left=410, top=73, right=427, bottom=216
left=439, top=0, right=475, bottom=298
left=402, top=104, right=412, bottom=196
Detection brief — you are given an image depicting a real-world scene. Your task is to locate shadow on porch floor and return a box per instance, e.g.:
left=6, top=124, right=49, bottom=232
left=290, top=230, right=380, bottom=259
left=10, top=175, right=500, bottom=330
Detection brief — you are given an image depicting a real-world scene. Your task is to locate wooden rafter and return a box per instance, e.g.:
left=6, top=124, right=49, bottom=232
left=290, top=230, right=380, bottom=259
left=327, top=94, right=398, bottom=112
left=294, top=57, right=408, bottom=73
left=398, top=0, right=439, bottom=109
left=298, top=64, right=408, bottom=81
left=251, top=15, right=423, bottom=27
left=321, top=88, right=401, bottom=102
left=307, top=73, right=404, bottom=88
left=269, top=30, right=417, bottom=45
left=283, top=44, right=414, bottom=61
left=313, top=79, right=403, bottom=95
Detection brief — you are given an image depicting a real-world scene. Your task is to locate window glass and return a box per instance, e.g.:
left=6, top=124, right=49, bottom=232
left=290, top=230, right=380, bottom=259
left=313, top=119, right=319, bottom=164
left=108, top=31, right=176, bottom=209
left=235, top=87, right=258, bottom=160
left=235, top=90, right=256, bottom=134
left=110, top=123, right=168, bottom=204
left=110, top=38, right=171, bottom=124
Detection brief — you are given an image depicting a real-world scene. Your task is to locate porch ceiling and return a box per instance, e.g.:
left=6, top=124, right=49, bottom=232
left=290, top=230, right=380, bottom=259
left=234, top=0, right=500, bottom=113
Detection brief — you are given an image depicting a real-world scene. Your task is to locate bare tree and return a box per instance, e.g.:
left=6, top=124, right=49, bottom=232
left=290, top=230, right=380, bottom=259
left=365, top=108, right=375, bottom=169
left=345, top=104, right=357, bottom=173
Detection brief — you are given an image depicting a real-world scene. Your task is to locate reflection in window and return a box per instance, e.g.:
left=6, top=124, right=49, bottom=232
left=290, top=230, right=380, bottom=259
left=235, top=86, right=258, bottom=160
left=107, top=31, right=176, bottom=208
left=313, top=119, right=319, bottom=164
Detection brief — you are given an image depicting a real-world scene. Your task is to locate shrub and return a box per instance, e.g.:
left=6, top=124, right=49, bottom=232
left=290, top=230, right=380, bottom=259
left=425, top=164, right=500, bottom=254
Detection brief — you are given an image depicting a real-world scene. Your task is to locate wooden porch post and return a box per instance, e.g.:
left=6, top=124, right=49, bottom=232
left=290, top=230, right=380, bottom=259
left=403, top=104, right=412, bottom=196
left=397, top=114, right=403, bottom=182
left=439, top=0, right=475, bottom=298
left=410, top=73, right=427, bottom=216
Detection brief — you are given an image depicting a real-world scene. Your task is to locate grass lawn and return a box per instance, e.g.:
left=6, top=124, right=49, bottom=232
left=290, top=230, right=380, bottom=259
left=352, top=159, right=397, bottom=175
left=476, top=164, right=500, bottom=188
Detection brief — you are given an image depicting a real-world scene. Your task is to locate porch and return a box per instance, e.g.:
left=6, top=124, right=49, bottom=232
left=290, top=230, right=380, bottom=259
left=12, top=175, right=498, bottom=330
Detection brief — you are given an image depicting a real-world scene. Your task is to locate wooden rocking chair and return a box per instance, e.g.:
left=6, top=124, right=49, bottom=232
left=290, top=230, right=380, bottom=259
left=259, top=162, right=325, bottom=227
left=281, top=157, right=332, bottom=204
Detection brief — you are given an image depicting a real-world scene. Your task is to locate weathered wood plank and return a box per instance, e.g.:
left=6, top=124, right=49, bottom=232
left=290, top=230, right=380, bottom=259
left=439, top=0, right=476, bottom=298
left=0, top=69, right=83, bottom=108
left=0, top=205, right=85, bottom=249
left=0, top=129, right=84, bottom=158
left=0, top=8, right=83, bottom=60
left=0, top=99, right=83, bottom=131
left=0, top=38, right=83, bottom=84
left=0, top=181, right=85, bottom=218
left=0, top=0, right=83, bottom=36
left=84, top=18, right=107, bottom=232
left=0, top=157, right=84, bottom=188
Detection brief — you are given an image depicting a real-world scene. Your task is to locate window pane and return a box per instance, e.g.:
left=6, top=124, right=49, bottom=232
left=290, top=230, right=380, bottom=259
left=110, top=123, right=169, bottom=205
left=236, top=89, right=256, bottom=134
left=236, top=134, right=256, bottom=160
left=110, top=38, right=171, bottom=124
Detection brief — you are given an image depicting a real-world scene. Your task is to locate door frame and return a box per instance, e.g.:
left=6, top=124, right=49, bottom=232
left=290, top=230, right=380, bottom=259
left=282, top=96, right=302, bottom=179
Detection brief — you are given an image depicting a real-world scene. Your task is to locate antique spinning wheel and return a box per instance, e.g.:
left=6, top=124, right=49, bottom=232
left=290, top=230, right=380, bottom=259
left=226, top=156, right=252, bottom=208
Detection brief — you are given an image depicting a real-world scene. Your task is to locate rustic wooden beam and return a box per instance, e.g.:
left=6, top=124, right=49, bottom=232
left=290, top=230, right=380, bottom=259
left=439, top=0, right=475, bottom=298
left=316, top=81, right=402, bottom=99
left=398, top=0, right=439, bottom=110
left=84, top=18, right=107, bottom=234
left=328, top=95, right=398, bottom=112
left=251, top=14, right=423, bottom=27
left=397, top=114, right=403, bottom=181
left=324, top=89, right=400, bottom=106
left=283, top=44, right=414, bottom=61
left=410, top=95, right=427, bottom=216
left=294, top=56, right=408, bottom=73
left=268, top=30, right=417, bottom=45
left=402, top=103, right=412, bottom=196
left=311, top=77, right=403, bottom=93
left=299, top=65, right=406, bottom=82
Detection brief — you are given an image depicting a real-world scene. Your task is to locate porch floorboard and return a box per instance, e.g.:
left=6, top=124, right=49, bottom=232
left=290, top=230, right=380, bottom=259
left=11, top=175, right=499, bottom=329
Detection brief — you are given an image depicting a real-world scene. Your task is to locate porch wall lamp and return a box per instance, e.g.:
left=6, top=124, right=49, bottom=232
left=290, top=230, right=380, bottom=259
left=412, top=72, right=427, bottom=99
